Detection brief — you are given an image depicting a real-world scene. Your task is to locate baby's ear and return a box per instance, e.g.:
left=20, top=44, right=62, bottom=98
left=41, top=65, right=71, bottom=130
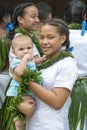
left=12, top=47, right=15, bottom=54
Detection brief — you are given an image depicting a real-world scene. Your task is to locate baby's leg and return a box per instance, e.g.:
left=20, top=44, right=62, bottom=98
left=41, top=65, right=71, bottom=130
left=13, top=117, right=24, bottom=130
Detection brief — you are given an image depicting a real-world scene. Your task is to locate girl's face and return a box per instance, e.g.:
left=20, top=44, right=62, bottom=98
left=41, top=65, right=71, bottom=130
left=39, top=25, right=66, bottom=59
left=18, top=5, right=39, bottom=31
left=13, top=36, right=33, bottom=59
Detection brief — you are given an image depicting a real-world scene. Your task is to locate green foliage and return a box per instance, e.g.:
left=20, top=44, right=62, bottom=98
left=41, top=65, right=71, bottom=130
left=17, top=69, right=43, bottom=95
left=68, top=23, right=82, bottom=29
left=37, top=51, right=74, bottom=70
left=0, top=68, right=42, bottom=130
left=69, top=77, right=87, bottom=130
left=0, top=36, right=11, bottom=71
left=0, top=97, right=16, bottom=130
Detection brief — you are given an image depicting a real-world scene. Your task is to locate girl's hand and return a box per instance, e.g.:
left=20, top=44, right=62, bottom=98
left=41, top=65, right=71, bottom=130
left=17, top=96, right=36, bottom=117
left=40, top=55, right=47, bottom=63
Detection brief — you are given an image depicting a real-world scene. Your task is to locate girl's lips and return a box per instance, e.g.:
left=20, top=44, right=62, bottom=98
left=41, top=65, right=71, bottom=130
left=42, top=46, right=50, bottom=51
left=42, top=48, right=49, bottom=52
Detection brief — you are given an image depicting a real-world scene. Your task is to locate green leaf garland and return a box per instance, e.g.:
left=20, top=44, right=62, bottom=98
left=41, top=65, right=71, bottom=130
left=37, top=51, right=74, bottom=70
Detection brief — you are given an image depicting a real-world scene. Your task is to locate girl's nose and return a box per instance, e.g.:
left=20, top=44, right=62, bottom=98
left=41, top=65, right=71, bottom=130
left=43, top=38, right=48, bottom=44
left=35, top=16, right=40, bottom=22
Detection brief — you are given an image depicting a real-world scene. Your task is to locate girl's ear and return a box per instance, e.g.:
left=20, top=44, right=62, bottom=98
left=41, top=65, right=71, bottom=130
left=17, top=16, right=23, bottom=25
left=1, top=16, right=5, bottom=24
left=60, top=35, right=66, bottom=45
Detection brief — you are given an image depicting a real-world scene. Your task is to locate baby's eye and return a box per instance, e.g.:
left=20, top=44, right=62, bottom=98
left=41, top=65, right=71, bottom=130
left=19, top=48, right=23, bottom=51
left=39, top=36, right=44, bottom=40
left=27, top=47, right=31, bottom=49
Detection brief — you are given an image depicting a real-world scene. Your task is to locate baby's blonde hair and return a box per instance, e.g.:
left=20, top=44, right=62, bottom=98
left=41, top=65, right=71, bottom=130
left=12, top=34, right=32, bottom=49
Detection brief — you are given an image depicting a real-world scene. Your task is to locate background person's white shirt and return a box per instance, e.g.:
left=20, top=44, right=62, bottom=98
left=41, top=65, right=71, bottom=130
left=69, top=29, right=87, bottom=130
left=70, top=29, right=87, bottom=77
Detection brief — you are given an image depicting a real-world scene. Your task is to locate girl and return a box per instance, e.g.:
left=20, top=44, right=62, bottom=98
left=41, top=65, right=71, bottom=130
left=14, top=18, right=78, bottom=130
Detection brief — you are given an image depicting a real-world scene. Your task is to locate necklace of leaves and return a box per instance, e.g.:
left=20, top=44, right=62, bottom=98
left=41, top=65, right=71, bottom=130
left=37, top=51, right=74, bottom=70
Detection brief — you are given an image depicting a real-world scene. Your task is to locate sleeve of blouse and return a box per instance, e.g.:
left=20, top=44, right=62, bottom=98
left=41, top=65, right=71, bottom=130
left=54, top=58, right=78, bottom=91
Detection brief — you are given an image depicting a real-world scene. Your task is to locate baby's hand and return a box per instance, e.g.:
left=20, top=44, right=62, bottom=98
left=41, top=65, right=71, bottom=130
left=41, top=55, right=47, bottom=63
left=22, top=54, right=33, bottom=62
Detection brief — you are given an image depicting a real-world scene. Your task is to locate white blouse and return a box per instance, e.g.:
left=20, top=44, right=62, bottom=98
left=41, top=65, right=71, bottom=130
left=26, top=57, right=78, bottom=130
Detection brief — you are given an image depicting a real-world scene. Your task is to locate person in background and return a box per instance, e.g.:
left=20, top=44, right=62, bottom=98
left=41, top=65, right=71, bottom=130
left=14, top=18, right=78, bottom=130
left=36, top=2, right=52, bottom=22
left=0, top=5, right=11, bottom=108
left=34, top=1, right=52, bottom=31
left=0, top=5, right=11, bottom=39
left=8, top=2, right=47, bottom=67
left=32, top=1, right=53, bottom=47
left=64, top=0, right=87, bottom=130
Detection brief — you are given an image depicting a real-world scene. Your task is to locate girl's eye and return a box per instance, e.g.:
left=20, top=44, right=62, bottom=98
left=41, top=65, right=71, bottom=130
left=31, top=14, right=37, bottom=19
left=48, top=37, right=53, bottom=39
left=39, top=35, right=54, bottom=40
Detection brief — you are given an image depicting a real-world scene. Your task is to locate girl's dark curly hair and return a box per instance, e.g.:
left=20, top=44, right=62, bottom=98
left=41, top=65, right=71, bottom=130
left=0, top=5, right=10, bottom=23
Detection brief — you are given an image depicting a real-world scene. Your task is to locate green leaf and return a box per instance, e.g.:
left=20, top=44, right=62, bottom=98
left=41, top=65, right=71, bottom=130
left=69, top=77, right=87, bottom=130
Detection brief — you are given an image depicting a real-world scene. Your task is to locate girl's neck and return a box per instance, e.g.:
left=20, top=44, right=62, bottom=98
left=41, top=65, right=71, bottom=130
left=47, top=51, right=61, bottom=60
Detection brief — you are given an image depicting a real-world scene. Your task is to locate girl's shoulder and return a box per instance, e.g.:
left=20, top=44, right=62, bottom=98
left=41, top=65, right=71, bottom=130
left=56, top=57, right=77, bottom=71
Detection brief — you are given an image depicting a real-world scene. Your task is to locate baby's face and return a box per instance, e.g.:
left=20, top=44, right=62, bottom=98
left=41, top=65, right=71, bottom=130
left=12, top=36, right=33, bottom=59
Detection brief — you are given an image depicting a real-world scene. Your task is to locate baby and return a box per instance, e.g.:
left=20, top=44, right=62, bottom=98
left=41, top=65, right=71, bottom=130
left=7, top=34, right=36, bottom=129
